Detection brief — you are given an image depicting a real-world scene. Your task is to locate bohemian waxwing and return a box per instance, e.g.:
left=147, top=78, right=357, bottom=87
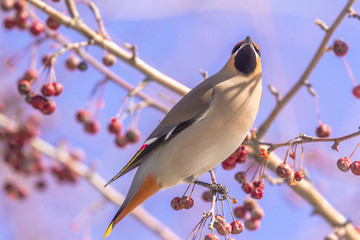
left=104, top=36, right=262, bottom=237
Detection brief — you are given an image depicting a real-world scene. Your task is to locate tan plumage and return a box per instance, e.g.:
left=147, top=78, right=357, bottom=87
left=104, top=36, right=262, bottom=237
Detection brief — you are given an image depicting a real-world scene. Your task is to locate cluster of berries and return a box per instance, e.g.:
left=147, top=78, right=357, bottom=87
left=276, top=161, right=304, bottom=182
left=235, top=171, right=265, bottom=200
left=221, top=145, right=248, bottom=170
left=107, top=118, right=141, bottom=148
left=233, top=198, right=263, bottom=231
left=3, top=181, right=28, bottom=200
left=17, top=69, right=62, bottom=115
left=170, top=195, right=194, bottom=211
left=337, top=157, right=360, bottom=176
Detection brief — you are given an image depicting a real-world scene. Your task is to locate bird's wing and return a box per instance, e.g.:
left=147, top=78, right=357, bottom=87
left=104, top=80, right=216, bottom=187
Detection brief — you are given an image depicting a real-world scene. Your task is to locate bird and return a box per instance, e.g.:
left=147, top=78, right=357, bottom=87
left=104, top=36, right=262, bottom=237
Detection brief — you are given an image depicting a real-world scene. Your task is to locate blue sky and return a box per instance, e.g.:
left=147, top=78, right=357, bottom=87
left=1, top=0, right=360, bottom=239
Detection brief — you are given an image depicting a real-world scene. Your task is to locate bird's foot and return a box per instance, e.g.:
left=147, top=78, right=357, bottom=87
left=193, top=180, right=228, bottom=196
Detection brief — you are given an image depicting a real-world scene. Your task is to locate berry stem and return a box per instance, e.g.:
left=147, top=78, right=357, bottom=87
left=348, top=143, right=360, bottom=159
left=314, top=96, right=322, bottom=125
left=300, top=143, right=304, bottom=171
left=342, top=57, right=357, bottom=86
left=226, top=196, right=236, bottom=222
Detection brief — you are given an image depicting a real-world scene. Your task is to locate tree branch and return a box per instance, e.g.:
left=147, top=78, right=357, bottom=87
left=0, top=112, right=181, bottom=240
left=25, top=0, right=191, bottom=96
left=257, top=0, right=355, bottom=138
left=249, top=146, right=360, bottom=240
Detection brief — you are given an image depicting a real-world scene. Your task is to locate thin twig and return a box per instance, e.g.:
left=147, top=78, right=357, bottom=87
left=0, top=112, right=182, bottom=240
left=65, top=0, right=80, bottom=21
left=267, top=130, right=360, bottom=153
left=257, top=0, right=355, bottom=138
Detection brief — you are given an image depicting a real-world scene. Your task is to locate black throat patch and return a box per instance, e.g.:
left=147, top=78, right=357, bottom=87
left=234, top=45, right=257, bottom=75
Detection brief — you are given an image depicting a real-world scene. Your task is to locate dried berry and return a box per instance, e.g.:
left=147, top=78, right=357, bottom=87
left=84, top=120, right=99, bottom=134
left=230, top=220, right=244, bottom=234
left=18, top=79, right=31, bottom=95
left=250, top=187, right=264, bottom=199
left=179, top=196, right=194, bottom=209
left=351, top=161, right=360, bottom=176
left=316, top=124, right=331, bottom=138
left=234, top=171, right=248, bottom=184
left=41, top=99, right=56, bottom=115
left=337, top=157, right=351, bottom=172
left=276, top=162, right=292, bottom=178
left=221, top=159, right=236, bottom=170
left=241, top=182, right=254, bottom=194
left=52, top=82, right=63, bottom=96
left=234, top=205, right=247, bottom=219
left=108, top=118, right=122, bottom=134
left=170, top=197, right=183, bottom=211
left=204, top=234, right=219, bottom=240
left=244, top=218, right=260, bottom=231
left=352, top=85, right=360, bottom=99
left=46, top=16, right=60, bottom=30
left=77, top=61, right=88, bottom=71
left=76, top=109, right=91, bottom=123
left=253, top=180, right=264, bottom=190
left=30, top=22, right=44, bottom=36
left=102, top=53, right=116, bottom=67
left=41, top=83, right=56, bottom=97
left=126, top=129, right=140, bottom=143
left=333, top=39, right=348, bottom=57
left=115, top=135, right=127, bottom=148
left=216, top=222, right=232, bottom=236
left=294, top=171, right=304, bottom=181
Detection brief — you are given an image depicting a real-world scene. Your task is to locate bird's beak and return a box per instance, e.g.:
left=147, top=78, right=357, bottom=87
left=243, top=36, right=252, bottom=46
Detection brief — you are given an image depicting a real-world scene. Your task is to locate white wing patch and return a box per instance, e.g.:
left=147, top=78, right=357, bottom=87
left=143, top=137, right=158, bottom=145
left=165, top=127, right=176, bottom=140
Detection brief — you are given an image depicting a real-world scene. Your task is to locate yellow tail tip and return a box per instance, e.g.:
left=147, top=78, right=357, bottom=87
left=104, top=223, right=113, bottom=238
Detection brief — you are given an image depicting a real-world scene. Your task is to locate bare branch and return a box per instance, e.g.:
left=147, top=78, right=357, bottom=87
left=257, top=0, right=355, bottom=138
left=315, top=18, right=329, bottom=31
left=25, top=0, right=191, bottom=96
left=268, top=84, right=281, bottom=102
left=267, top=130, right=360, bottom=153
left=248, top=146, right=360, bottom=240
left=64, top=0, right=80, bottom=21
left=0, top=112, right=182, bottom=240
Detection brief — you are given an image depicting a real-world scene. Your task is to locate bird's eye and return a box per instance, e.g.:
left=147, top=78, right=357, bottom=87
left=252, top=42, right=261, bottom=57
left=231, top=40, right=244, bottom=55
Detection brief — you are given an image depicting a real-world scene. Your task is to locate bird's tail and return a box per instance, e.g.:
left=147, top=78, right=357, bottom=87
left=104, top=174, right=162, bottom=238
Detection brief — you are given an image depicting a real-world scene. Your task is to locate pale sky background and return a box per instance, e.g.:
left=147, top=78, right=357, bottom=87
left=0, top=0, right=360, bottom=240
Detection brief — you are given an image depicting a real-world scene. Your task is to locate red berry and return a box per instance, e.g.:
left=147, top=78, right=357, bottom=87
left=204, top=234, right=219, bottom=240
left=65, top=56, right=80, bottom=70
left=221, top=159, right=236, bottom=170
left=35, top=179, right=47, bottom=190
left=276, top=162, right=292, bottom=178
left=108, top=118, right=122, bottom=134
left=84, top=120, right=99, bottom=134
left=30, top=22, right=44, bottom=36
left=251, top=187, right=264, bottom=199
left=216, top=222, right=232, bottom=236
left=4, top=17, right=16, bottom=29
left=42, top=54, right=54, bottom=67
left=243, top=198, right=257, bottom=211
left=202, top=190, right=211, bottom=202
left=30, top=95, right=47, bottom=110
left=15, top=11, right=28, bottom=29
left=213, top=214, right=226, bottom=229
left=251, top=207, right=264, bottom=220
left=230, top=220, right=244, bottom=234
left=1, top=0, right=15, bottom=11
left=77, top=61, right=88, bottom=71
left=337, top=157, right=351, bottom=172
left=352, top=85, right=360, bottom=99
left=76, top=109, right=91, bottom=123
left=17, top=186, right=28, bottom=200
left=294, top=171, right=304, bottom=181
left=333, top=39, right=348, bottom=57
left=170, top=197, right=183, bottom=211
left=351, top=161, right=360, bottom=176
left=242, top=133, right=251, bottom=144
left=234, top=205, right=247, bottom=219
left=289, top=152, right=296, bottom=159
left=102, top=54, right=116, bottom=67
left=244, top=218, right=260, bottom=231
left=52, top=82, right=63, bottom=96
left=316, top=124, right=331, bottom=138
left=24, top=69, right=37, bottom=82
left=238, top=145, right=248, bottom=158
left=234, top=171, right=248, bottom=184
left=4, top=181, right=15, bottom=193
left=126, top=129, right=140, bottom=143
left=224, top=155, right=237, bottom=164
left=179, top=196, right=194, bottom=209
left=41, top=99, right=56, bottom=115
left=241, top=182, right=254, bottom=194
left=41, top=83, right=56, bottom=96
left=14, top=0, right=25, bottom=11
left=46, top=16, right=60, bottom=30
left=18, top=79, right=31, bottom=95
left=51, top=0, right=60, bottom=2
left=253, top=180, right=264, bottom=190
left=115, top=135, right=127, bottom=148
